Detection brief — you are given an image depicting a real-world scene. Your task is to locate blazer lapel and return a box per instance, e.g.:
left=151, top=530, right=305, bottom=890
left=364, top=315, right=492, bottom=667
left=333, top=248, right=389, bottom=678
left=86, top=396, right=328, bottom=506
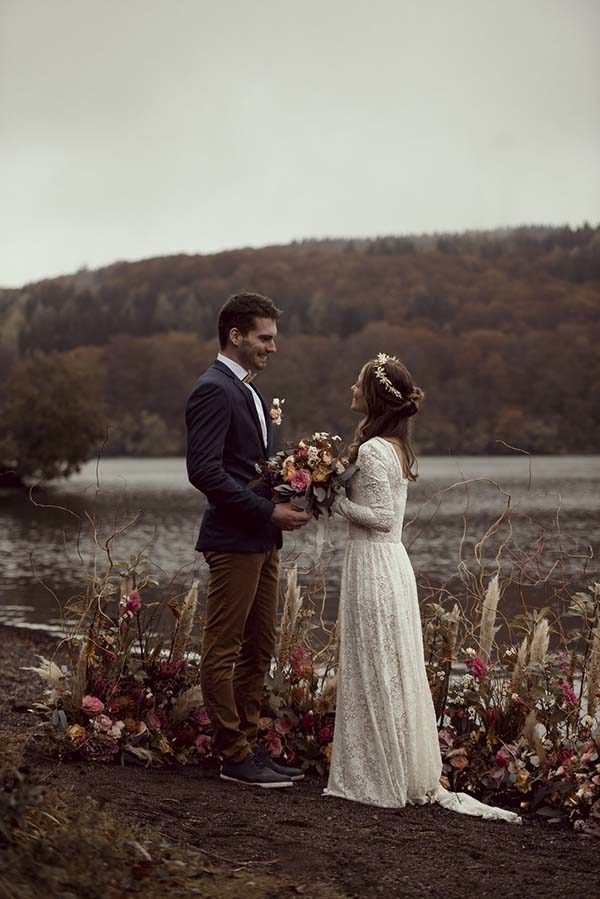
left=252, top=385, right=272, bottom=454
left=211, top=360, right=268, bottom=453
left=233, top=376, right=267, bottom=452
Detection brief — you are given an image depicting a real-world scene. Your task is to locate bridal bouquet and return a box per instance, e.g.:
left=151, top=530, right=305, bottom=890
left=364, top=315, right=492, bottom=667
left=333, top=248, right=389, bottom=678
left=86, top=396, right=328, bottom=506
left=256, top=432, right=356, bottom=517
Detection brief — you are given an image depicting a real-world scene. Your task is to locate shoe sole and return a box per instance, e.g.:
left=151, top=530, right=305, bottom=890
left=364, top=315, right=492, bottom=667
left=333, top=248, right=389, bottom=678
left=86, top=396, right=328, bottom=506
left=220, top=774, right=293, bottom=788
left=290, top=774, right=305, bottom=781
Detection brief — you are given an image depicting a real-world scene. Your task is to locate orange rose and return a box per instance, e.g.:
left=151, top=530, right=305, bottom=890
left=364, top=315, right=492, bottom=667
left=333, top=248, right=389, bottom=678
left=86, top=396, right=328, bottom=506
left=322, top=743, right=333, bottom=762
left=312, top=465, right=330, bottom=483
left=282, top=457, right=296, bottom=482
left=257, top=717, right=274, bottom=731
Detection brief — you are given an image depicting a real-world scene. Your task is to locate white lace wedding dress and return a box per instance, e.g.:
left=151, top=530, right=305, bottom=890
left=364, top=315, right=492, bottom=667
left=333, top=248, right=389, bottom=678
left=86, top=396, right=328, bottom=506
left=324, top=437, right=520, bottom=823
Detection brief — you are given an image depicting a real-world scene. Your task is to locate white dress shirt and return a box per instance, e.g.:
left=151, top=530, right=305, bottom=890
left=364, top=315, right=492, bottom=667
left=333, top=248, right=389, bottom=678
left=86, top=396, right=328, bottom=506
left=217, top=353, right=268, bottom=447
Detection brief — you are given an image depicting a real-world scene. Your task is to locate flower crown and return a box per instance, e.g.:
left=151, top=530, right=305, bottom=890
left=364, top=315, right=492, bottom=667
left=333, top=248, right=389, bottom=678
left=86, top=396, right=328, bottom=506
left=374, top=353, right=404, bottom=399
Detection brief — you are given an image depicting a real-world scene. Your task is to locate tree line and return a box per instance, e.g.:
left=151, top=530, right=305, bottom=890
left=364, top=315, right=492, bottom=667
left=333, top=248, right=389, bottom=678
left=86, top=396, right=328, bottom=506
left=1, top=225, right=599, bottom=480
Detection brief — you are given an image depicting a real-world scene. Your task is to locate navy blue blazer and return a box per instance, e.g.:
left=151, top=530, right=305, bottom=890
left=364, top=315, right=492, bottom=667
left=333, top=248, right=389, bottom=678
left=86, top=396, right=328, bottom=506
left=185, top=360, right=282, bottom=553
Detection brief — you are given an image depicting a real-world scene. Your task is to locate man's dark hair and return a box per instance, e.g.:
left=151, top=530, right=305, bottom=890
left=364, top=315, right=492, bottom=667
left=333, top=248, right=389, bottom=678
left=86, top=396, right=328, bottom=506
left=217, top=292, right=282, bottom=349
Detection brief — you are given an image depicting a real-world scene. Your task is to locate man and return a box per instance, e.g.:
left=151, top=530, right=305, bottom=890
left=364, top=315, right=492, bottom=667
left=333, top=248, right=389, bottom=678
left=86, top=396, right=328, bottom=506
left=186, top=292, right=311, bottom=788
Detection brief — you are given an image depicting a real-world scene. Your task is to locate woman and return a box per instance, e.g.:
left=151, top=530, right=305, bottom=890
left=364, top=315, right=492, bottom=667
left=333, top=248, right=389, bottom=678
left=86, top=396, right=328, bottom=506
left=324, top=353, right=520, bottom=823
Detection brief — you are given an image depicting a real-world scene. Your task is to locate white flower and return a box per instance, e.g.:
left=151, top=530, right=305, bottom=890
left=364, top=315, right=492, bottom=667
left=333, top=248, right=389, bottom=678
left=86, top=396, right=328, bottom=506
left=108, top=720, right=125, bottom=739
left=542, top=738, right=553, bottom=750
left=462, top=674, right=475, bottom=688
left=530, top=754, right=540, bottom=767
left=581, top=714, right=594, bottom=727
left=511, top=693, right=520, bottom=702
left=437, top=671, right=446, bottom=680
left=307, top=446, right=319, bottom=467
left=332, top=435, right=342, bottom=442
left=465, top=648, right=476, bottom=657
left=270, top=397, right=285, bottom=426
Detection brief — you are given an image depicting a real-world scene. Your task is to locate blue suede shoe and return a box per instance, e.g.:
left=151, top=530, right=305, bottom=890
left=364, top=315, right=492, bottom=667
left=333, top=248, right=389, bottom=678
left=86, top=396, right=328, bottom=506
left=220, top=753, right=293, bottom=788
left=255, top=746, right=305, bottom=781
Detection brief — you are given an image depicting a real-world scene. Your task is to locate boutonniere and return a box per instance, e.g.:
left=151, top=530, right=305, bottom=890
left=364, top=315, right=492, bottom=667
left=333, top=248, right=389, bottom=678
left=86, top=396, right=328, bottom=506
left=269, top=397, right=284, bottom=426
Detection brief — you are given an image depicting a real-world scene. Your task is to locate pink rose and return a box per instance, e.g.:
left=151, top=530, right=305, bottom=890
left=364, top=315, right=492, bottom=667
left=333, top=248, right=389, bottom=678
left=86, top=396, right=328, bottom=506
left=275, top=717, right=293, bottom=735
left=82, top=695, right=105, bottom=716
left=95, top=714, right=114, bottom=732
left=126, top=591, right=142, bottom=614
left=267, top=733, right=283, bottom=757
left=291, top=469, right=311, bottom=493
left=193, top=709, right=211, bottom=727
left=466, top=656, right=487, bottom=679
left=195, top=734, right=211, bottom=755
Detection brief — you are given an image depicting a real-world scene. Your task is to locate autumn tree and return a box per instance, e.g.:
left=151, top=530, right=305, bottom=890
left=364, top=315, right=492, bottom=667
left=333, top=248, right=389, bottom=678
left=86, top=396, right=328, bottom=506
left=0, top=353, right=106, bottom=483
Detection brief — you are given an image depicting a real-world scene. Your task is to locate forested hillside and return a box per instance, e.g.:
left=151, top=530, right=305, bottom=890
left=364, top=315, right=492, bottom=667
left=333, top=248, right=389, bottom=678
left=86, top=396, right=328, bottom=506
left=1, top=225, right=599, bottom=457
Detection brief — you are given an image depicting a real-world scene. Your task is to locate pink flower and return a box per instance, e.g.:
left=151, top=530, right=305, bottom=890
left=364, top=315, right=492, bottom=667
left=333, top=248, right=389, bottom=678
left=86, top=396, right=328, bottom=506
left=275, top=717, right=293, bottom=735
left=195, top=734, right=211, bottom=755
left=465, top=656, right=488, bottom=679
left=290, top=469, right=312, bottom=493
left=318, top=726, right=333, bottom=744
left=146, top=710, right=162, bottom=731
left=81, top=695, right=105, bottom=716
left=290, top=644, right=307, bottom=676
left=126, top=591, right=142, bottom=614
left=300, top=714, right=317, bottom=732
left=267, top=733, right=283, bottom=757
left=560, top=681, right=577, bottom=706
left=95, top=714, right=114, bottom=733
left=438, top=729, right=454, bottom=752
left=495, top=745, right=515, bottom=767
left=193, top=709, right=211, bottom=727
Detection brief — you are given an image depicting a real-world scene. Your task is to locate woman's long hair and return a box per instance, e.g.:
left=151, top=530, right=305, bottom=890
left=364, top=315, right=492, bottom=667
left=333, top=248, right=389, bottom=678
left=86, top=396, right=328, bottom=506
left=348, top=357, right=424, bottom=481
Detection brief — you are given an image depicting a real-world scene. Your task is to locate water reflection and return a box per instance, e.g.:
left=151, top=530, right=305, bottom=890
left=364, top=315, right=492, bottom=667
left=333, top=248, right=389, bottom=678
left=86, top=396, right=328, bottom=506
left=1, top=456, right=597, bottom=632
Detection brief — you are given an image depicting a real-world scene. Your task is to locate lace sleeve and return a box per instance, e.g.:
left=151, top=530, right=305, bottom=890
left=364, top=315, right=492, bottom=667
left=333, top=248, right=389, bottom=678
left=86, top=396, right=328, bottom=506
left=334, top=444, right=395, bottom=533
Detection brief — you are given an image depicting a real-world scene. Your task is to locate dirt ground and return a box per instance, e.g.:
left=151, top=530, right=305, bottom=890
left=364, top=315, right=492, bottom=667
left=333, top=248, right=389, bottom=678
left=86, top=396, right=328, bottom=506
left=2, top=624, right=600, bottom=899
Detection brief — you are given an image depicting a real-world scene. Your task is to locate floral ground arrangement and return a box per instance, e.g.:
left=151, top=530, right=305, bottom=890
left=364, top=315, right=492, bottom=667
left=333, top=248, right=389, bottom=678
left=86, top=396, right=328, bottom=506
left=4, top=625, right=600, bottom=899
left=28, top=531, right=600, bottom=838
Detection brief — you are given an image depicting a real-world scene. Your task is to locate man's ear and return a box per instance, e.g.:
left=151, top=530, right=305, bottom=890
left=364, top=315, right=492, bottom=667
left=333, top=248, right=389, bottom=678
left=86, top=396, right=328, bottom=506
left=229, top=328, right=241, bottom=346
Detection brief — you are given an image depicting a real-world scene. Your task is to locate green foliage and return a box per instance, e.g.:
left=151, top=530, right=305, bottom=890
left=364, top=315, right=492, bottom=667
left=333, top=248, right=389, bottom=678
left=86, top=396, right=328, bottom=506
left=0, top=352, right=106, bottom=481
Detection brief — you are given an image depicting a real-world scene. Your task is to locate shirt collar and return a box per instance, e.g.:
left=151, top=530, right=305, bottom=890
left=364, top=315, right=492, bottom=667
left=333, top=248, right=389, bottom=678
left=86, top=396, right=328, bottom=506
left=217, top=352, right=249, bottom=382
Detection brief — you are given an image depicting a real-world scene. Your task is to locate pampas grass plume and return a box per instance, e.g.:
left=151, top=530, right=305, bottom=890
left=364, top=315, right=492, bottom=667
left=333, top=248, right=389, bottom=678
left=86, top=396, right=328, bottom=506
left=479, top=574, right=501, bottom=664
left=510, top=637, right=529, bottom=693
left=529, top=618, right=550, bottom=668
left=586, top=626, right=600, bottom=718
left=172, top=580, right=199, bottom=663
left=277, top=566, right=302, bottom=669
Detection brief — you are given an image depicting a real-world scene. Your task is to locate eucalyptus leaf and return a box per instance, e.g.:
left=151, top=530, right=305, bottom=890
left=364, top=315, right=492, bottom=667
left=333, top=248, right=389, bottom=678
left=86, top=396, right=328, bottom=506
left=51, top=709, right=68, bottom=733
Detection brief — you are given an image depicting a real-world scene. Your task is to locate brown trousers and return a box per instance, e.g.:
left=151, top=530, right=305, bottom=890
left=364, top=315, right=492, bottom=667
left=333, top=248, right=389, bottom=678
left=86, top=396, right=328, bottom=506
left=200, top=549, right=279, bottom=762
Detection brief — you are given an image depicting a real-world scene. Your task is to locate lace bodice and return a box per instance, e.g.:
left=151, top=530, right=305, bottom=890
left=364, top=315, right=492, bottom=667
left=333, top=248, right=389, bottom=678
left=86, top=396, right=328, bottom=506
left=335, top=437, right=407, bottom=542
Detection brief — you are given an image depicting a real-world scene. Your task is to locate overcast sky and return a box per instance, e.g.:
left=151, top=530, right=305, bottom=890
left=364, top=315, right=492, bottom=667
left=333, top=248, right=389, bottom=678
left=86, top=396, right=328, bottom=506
left=1, top=0, right=599, bottom=287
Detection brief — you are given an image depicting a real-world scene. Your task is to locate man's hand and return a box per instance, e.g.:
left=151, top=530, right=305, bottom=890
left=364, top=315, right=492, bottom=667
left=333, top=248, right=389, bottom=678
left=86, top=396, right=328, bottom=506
left=271, top=503, right=313, bottom=531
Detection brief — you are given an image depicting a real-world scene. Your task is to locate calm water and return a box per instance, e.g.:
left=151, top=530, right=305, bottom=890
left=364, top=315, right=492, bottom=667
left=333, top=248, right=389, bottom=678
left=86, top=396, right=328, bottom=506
left=1, top=456, right=598, bottom=634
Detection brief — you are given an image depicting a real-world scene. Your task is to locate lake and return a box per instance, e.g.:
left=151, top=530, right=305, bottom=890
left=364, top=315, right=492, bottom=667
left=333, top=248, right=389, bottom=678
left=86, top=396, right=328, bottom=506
left=0, top=456, right=598, bottom=635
